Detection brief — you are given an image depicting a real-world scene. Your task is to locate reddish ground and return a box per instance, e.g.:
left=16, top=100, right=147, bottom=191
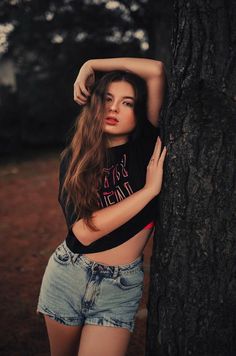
left=0, top=150, right=153, bottom=356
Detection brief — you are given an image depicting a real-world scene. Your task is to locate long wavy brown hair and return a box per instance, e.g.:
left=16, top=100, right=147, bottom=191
left=60, top=70, right=148, bottom=232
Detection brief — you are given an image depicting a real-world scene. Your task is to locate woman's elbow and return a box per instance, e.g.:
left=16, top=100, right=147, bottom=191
left=154, top=61, right=165, bottom=77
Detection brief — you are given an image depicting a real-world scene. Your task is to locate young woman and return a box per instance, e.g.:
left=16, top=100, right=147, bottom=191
left=37, top=57, right=167, bottom=356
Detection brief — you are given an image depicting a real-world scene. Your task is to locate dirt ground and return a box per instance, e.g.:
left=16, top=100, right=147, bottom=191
left=0, top=149, right=153, bottom=356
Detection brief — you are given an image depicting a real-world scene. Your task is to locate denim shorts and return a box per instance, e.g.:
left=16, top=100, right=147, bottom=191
left=37, top=240, right=144, bottom=332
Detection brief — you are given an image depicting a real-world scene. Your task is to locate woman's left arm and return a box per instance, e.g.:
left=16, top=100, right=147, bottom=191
left=74, top=58, right=166, bottom=127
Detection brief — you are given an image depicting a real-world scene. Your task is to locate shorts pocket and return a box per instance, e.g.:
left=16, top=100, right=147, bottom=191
left=116, top=268, right=144, bottom=290
left=53, top=242, right=72, bottom=266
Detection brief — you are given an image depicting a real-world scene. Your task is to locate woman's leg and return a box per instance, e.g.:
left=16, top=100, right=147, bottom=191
left=44, top=315, right=83, bottom=356
left=77, top=325, right=131, bottom=356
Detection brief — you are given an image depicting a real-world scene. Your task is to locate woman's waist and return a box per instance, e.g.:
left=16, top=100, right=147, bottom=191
left=83, top=226, right=154, bottom=266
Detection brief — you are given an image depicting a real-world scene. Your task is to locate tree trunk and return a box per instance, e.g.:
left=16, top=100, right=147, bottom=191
left=146, top=1, right=236, bottom=355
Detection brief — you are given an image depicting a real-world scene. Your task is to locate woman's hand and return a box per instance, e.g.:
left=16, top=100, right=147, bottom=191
left=73, top=61, right=95, bottom=105
left=144, top=137, right=167, bottom=197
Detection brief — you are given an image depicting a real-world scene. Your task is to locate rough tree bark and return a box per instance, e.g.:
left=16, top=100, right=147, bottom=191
left=146, top=1, right=236, bottom=355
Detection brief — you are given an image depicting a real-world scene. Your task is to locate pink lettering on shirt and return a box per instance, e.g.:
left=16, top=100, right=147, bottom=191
left=98, top=153, right=134, bottom=208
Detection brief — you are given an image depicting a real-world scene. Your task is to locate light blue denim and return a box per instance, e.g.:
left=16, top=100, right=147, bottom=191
left=37, top=240, right=144, bottom=332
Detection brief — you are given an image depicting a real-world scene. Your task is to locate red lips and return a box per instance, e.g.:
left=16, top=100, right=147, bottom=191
left=105, top=117, right=119, bottom=125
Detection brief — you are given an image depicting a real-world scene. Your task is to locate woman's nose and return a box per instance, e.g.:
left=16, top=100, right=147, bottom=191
left=109, top=101, right=119, bottom=112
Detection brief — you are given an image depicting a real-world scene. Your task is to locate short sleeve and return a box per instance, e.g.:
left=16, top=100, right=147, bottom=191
left=58, top=150, right=77, bottom=230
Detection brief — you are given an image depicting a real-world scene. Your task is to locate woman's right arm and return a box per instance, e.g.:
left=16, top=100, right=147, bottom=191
left=72, top=137, right=167, bottom=246
left=73, top=186, right=155, bottom=246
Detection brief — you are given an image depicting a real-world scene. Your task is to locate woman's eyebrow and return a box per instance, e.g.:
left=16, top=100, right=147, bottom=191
left=123, top=96, right=135, bottom=100
left=106, top=92, right=135, bottom=100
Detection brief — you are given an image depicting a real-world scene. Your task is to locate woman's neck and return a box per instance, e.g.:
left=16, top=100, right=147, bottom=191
left=107, top=135, right=129, bottom=148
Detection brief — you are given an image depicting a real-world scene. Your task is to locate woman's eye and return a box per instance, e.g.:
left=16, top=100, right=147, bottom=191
left=105, top=97, right=112, bottom=102
left=123, top=101, right=134, bottom=107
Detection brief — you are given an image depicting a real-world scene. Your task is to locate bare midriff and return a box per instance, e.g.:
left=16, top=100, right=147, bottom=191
left=84, top=225, right=155, bottom=266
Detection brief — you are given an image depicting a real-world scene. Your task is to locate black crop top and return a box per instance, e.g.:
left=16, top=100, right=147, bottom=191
left=58, top=120, right=160, bottom=253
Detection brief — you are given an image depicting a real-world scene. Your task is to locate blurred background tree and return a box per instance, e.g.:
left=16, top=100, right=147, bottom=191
left=0, top=0, right=172, bottom=156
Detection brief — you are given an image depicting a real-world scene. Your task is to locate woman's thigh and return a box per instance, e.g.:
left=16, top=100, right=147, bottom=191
left=78, top=324, right=131, bottom=356
left=45, top=316, right=83, bottom=356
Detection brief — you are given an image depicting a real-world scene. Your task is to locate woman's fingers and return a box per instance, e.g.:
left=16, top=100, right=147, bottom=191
left=150, top=137, right=161, bottom=162
left=73, top=64, right=95, bottom=105
left=74, top=83, right=90, bottom=105
left=158, top=146, right=167, bottom=166
left=73, top=92, right=87, bottom=105
left=74, top=83, right=89, bottom=98
left=79, top=84, right=90, bottom=98
left=75, top=98, right=86, bottom=105
left=149, top=137, right=167, bottom=167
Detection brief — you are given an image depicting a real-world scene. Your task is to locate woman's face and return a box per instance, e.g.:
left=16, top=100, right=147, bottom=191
left=103, top=81, right=136, bottom=147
